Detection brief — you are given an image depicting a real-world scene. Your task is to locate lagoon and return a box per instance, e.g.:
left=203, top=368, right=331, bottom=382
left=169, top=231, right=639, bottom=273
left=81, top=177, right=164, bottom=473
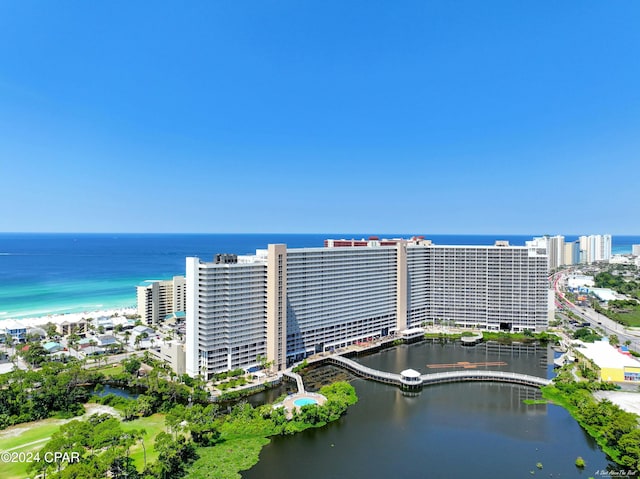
left=243, top=341, right=614, bottom=478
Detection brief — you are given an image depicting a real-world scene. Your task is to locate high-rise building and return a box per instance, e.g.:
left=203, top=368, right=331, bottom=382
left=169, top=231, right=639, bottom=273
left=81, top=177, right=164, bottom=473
left=137, top=276, right=186, bottom=326
left=185, top=238, right=550, bottom=378
left=563, top=241, right=580, bottom=266
left=525, top=235, right=564, bottom=269
left=579, top=234, right=612, bottom=263
left=632, top=245, right=640, bottom=257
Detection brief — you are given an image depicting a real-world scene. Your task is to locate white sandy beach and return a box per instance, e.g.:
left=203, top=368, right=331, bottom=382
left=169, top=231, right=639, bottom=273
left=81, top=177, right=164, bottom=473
left=4, top=307, right=137, bottom=330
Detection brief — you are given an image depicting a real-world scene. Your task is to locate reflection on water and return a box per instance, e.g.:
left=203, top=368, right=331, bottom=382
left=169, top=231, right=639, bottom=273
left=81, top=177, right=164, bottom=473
left=242, top=340, right=614, bottom=479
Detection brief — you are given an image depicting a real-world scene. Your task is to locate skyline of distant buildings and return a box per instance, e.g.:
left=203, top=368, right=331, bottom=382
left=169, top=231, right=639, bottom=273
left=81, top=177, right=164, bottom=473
left=526, top=234, right=613, bottom=269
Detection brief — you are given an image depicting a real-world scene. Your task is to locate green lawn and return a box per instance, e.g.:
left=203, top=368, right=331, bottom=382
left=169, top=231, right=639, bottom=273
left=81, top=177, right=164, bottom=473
left=0, top=418, right=69, bottom=479
left=0, top=410, right=166, bottom=478
left=89, top=363, right=125, bottom=376
left=121, top=413, right=167, bottom=471
left=607, top=306, right=640, bottom=327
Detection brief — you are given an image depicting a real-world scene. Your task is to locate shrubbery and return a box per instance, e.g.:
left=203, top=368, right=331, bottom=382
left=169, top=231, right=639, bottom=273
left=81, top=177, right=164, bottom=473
left=543, top=378, right=640, bottom=469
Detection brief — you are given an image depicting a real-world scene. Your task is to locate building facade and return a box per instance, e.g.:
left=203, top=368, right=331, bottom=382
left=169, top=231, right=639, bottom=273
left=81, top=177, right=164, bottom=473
left=563, top=241, right=580, bottom=266
left=185, top=255, right=269, bottom=378
left=525, top=235, right=565, bottom=269
left=185, top=238, right=550, bottom=378
left=579, top=234, right=612, bottom=263
left=406, top=243, right=549, bottom=332
left=137, top=276, right=186, bottom=326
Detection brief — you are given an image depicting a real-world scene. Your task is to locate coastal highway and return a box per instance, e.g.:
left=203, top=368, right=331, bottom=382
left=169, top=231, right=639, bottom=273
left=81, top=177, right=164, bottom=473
left=554, top=271, right=640, bottom=352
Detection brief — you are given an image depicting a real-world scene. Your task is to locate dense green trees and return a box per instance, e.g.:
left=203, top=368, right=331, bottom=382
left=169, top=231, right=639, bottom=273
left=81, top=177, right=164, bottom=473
left=20, top=341, right=49, bottom=367
left=0, top=362, right=91, bottom=428
left=166, top=403, right=221, bottom=445
left=543, top=377, right=640, bottom=470
left=150, top=433, right=198, bottom=479
left=28, top=414, right=146, bottom=479
left=595, top=272, right=640, bottom=300
left=573, top=327, right=601, bottom=343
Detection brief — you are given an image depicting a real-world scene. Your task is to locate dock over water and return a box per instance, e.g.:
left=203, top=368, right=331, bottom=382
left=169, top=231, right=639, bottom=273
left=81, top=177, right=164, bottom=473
left=326, top=355, right=551, bottom=389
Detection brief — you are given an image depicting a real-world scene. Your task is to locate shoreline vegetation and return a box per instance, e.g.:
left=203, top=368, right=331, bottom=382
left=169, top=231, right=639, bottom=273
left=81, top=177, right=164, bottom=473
left=3, top=329, right=639, bottom=476
left=541, top=366, right=640, bottom=470
left=423, top=330, right=559, bottom=344
left=0, top=352, right=358, bottom=479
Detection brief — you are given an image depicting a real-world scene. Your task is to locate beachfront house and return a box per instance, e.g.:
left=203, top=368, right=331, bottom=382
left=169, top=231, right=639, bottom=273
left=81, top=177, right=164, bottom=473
left=1, top=320, right=27, bottom=343
left=96, top=316, right=114, bottom=331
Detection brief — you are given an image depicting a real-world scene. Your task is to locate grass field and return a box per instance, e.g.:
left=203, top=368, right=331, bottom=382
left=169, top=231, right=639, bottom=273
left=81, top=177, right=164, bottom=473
left=121, top=413, right=167, bottom=471
left=0, top=408, right=166, bottom=478
left=0, top=417, right=70, bottom=479
left=607, top=306, right=640, bottom=327
left=89, top=363, right=125, bottom=376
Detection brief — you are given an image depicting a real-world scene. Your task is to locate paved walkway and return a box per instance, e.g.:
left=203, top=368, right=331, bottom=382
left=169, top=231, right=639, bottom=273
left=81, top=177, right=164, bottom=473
left=327, top=355, right=551, bottom=388
left=283, top=370, right=305, bottom=393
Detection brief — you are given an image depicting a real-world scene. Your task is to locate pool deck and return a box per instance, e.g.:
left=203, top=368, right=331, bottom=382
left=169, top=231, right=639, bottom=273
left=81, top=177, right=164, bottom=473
left=281, top=391, right=327, bottom=416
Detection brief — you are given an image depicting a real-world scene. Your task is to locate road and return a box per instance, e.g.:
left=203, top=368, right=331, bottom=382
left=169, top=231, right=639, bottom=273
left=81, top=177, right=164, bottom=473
left=554, top=271, right=640, bottom=352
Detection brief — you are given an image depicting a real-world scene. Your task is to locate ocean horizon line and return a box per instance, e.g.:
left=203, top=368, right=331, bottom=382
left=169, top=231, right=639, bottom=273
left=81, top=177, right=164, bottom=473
left=2, top=231, right=639, bottom=236
left=2, top=233, right=637, bottom=323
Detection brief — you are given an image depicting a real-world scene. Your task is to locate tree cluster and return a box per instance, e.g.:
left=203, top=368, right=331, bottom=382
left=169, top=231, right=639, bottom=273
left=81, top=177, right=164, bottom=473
left=0, top=362, right=93, bottom=428
left=546, top=377, right=640, bottom=470
left=28, top=414, right=145, bottom=479
left=595, top=272, right=640, bottom=300
left=29, top=413, right=198, bottom=479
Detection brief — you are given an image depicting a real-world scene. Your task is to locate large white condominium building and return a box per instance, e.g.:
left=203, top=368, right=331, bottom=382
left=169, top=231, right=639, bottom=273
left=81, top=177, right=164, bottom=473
left=579, top=234, right=612, bottom=263
left=185, top=238, right=550, bottom=378
left=526, top=235, right=565, bottom=269
left=137, top=276, right=186, bottom=326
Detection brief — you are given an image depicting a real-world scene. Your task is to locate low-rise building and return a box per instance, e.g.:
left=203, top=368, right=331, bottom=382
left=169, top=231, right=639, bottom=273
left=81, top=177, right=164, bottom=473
left=82, top=346, right=105, bottom=357
left=96, top=317, right=114, bottom=331
left=57, top=319, right=87, bottom=336
left=43, top=341, right=63, bottom=353
left=95, top=335, right=119, bottom=349
left=576, top=340, right=640, bottom=382
left=150, top=341, right=186, bottom=376
left=566, top=275, right=595, bottom=290
left=590, top=288, right=620, bottom=302
left=1, top=320, right=27, bottom=343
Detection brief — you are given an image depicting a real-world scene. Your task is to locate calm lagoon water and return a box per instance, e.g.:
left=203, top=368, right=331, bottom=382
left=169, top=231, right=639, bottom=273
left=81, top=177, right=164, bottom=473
left=243, top=341, right=615, bottom=479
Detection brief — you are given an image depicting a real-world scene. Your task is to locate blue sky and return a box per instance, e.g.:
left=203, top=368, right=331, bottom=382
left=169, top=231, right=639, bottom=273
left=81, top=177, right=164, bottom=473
left=1, top=1, right=638, bottom=234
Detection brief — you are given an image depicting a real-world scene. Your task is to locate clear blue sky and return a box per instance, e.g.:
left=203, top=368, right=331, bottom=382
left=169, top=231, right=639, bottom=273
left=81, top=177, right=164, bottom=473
left=1, top=1, right=638, bottom=234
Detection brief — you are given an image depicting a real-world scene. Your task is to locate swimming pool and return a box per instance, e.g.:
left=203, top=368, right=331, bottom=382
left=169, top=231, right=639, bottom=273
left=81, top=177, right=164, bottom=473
left=294, top=397, right=318, bottom=407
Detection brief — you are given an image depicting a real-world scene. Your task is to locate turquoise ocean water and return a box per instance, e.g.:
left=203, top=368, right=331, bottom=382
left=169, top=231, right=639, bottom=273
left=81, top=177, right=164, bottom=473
left=0, top=233, right=637, bottom=320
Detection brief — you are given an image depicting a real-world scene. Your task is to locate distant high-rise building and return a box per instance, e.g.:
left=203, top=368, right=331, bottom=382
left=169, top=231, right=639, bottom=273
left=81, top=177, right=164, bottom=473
left=526, top=235, right=564, bottom=269
left=137, top=276, right=186, bottom=326
left=563, top=241, right=580, bottom=266
left=632, top=244, right=640, bottom=257
left=579, top=234, right=612, bottom=263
